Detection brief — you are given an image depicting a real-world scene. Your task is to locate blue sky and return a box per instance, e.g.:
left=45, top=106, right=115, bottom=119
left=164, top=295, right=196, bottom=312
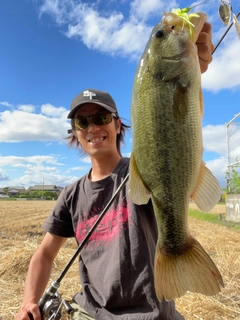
left=0, top=0, right=240, bottom=190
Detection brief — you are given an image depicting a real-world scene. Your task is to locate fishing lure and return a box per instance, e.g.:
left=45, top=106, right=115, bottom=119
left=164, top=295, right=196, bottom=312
left=219, top=0, right=232, bottom=26
left=233, top=13, right=240, bottom=39
left=172, top=7, right=199, bottom=39
left=171, top=0, right=211, bottom=39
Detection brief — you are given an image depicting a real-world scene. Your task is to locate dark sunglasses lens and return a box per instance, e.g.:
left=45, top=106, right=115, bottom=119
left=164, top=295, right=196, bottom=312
left=73, top=117, right=89, bottom=130
left=72, top=112, right=114, bottom=131
left=93, top=113, right=112, bottom=125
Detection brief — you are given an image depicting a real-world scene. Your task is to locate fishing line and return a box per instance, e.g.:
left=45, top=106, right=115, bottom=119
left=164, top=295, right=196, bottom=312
left=190, top=0, right=211, bottom=10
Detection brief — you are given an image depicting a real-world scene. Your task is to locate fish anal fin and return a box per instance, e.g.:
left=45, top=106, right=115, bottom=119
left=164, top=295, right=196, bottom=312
left=154, top=237, right=224, bottom=301
left=129, top=154, right=151, bottom=205
left=191, top=161, right=221, bottom=212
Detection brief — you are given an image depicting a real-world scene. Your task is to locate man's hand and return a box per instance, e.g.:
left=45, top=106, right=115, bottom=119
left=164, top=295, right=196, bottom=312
left=196, top=21, right=214, bottom=73
left=14, top=303, right=41, bottom=320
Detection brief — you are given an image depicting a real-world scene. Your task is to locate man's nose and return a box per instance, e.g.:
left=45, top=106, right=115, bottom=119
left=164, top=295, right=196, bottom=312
left=87, top=121, right=100, bottom=132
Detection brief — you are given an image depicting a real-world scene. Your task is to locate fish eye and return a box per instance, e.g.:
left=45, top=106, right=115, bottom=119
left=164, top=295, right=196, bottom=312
left=155, top=30, right=164, bottom=38
left=171, top=25, right=175, bottom=29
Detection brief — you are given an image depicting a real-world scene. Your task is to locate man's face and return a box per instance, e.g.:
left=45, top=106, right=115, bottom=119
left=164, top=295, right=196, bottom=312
left=74, top=103, right=121, bottom=159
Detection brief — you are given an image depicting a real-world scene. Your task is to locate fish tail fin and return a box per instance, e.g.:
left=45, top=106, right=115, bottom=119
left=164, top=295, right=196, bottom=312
left=154, top=237, right=224, bottom=301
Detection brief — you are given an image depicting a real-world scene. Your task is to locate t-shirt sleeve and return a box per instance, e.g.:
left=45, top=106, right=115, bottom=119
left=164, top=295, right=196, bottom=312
left=42, top=187, right=75, bottom=238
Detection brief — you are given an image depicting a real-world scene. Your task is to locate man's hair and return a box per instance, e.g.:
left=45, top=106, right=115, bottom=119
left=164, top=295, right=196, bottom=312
left=65, top=117, right=130, bottom=156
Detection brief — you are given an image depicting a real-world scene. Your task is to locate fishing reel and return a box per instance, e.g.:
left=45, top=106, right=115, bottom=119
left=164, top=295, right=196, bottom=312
left=39, top=289, right=74, bottom=320
left=40, top=291, right=62, bottom=320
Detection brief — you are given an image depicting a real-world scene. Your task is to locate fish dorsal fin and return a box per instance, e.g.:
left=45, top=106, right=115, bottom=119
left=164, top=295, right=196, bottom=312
left=191, top=161, right=221, bottom=212
left=129, top=153, right=151, bottom=205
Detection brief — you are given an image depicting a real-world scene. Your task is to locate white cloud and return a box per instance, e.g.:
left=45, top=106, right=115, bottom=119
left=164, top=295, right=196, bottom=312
left=0, top=171, right=9, bottom=182
left=123, top=152, right=131, bottom=158
left=81, top=156, right=91, bottom=163
left=0, top=155, right=79, bottom=188
left=0, top=101, right=13, bottom=108
left=41, top=103, right=67, bottom=118
left=4, top=173, right=79, bottom=189
left=0, top=106, right=70, bottom=142
left=67, top=165, right=90, bottom=172
left=205, top=156, right=227, bottom=187
left=38, top=0, right=175, bottom=59
left=0, top=155, right=62, bottom=167
left=201, top=123, right=232, bottom=187
left=17, top=104, right=35, bottom=113
left=37, top=0, right=240, bottom=91
left=226, top=121, right=240, bottom=164
left=202, top=124, right=227, bottom=155
left=64, top=7, right=151, bottom=59
left=202, top=33, right=240, bottom=91
left=130, top=0, right=175, bottom=21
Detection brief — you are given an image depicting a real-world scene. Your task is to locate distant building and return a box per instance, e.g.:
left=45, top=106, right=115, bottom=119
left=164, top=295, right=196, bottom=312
left=8, top=189, right=20, bottom=197
left=28, top=185, right=63, bottom=196
left=6, top=186, right=26, bottom=197
left=0, top=185, right=64, bottom=198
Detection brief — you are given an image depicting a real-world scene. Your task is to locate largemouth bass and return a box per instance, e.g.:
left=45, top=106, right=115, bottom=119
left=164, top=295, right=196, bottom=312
left=129, top=11, right=224, bottom=301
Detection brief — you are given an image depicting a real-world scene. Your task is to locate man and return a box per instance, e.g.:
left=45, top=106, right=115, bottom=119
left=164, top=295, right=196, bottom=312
left=15, top=22, right=214, bottom=320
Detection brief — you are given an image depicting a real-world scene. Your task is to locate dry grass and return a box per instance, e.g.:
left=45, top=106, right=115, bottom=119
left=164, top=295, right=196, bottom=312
left=0, top=201, right=240, bottom=320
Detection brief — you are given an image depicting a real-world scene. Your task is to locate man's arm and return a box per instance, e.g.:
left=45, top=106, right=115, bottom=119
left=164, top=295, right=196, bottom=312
left=14, top=233, right=67, bottom=320
left=196, top=21, right=214, bottom=73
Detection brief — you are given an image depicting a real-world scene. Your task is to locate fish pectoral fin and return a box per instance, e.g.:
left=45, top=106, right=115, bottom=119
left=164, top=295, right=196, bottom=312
left=129, top=154, right=151, bottom=205
left=173, top=80, right=189, bottom=120
left=160, top=57, right=192, bottom=82
left=154, top=237, right=224, bottom=301
left=191, top=161, right=221, bottom=212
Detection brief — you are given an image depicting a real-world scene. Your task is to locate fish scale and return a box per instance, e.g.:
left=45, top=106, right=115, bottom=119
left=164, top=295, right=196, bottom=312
left=129, top=11, right=224, bottom=301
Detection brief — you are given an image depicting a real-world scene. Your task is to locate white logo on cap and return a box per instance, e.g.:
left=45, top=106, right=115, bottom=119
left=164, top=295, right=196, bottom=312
left=83, top=90, right=96, bottom=100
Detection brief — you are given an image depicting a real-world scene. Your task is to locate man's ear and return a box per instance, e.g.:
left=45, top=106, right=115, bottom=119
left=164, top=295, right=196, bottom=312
left=116, top=119, right=122, bottom=134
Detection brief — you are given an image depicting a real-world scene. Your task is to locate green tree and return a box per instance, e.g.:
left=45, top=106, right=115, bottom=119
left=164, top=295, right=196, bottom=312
left=3, top=187, right=8, bottom=195
left=224, top=165, right=240, bottom=194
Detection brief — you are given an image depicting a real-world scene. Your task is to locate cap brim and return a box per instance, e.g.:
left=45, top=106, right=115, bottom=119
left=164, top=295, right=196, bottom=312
left=67, top=102, right=117, bottom=119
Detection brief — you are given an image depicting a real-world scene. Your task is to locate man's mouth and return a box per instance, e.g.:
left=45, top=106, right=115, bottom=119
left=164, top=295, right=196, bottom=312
left=88, top=137, right=106, bottom=144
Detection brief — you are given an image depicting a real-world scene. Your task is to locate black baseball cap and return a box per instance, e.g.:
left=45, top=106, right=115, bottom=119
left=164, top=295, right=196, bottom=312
left=67, top=89, right=119, bottom=119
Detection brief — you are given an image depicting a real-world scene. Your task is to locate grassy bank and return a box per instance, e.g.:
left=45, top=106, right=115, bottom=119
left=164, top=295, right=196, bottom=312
left=189, top=209, right=240, bottom=230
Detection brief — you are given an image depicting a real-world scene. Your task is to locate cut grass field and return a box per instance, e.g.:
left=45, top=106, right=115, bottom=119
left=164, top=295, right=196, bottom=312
left=0, top=201, right=240, bottom=319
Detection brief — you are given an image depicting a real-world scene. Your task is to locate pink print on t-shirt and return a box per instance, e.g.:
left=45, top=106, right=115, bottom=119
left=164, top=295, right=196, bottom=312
left=76, top=203, right=130, bottom=248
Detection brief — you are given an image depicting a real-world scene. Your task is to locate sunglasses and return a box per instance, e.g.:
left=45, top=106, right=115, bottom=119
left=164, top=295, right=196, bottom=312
left=71, top=111, right=117, bottom=131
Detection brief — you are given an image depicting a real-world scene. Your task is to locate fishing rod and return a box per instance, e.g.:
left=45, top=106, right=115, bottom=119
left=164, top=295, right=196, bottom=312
left=36, top=173, right=129, bottom=320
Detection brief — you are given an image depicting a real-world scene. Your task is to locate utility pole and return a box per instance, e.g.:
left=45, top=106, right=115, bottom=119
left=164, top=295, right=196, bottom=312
left=42, top=178, right=44, bottom=199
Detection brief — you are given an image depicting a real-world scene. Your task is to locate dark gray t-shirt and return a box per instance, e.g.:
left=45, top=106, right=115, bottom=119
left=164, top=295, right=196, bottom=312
left=42, top=158, right=183, bottom=320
